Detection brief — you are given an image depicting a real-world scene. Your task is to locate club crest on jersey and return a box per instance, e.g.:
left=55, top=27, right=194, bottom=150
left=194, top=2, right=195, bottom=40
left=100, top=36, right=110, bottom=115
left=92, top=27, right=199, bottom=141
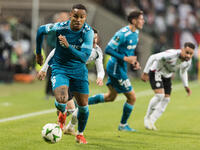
left=114, top=36, right=120, bottom=42
left=156, top=82, right=161, bottom=88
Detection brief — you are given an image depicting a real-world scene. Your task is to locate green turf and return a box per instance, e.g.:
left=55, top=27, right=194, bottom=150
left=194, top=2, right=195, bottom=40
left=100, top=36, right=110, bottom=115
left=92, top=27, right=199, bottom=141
left=0, top=79, right=200, bottom=150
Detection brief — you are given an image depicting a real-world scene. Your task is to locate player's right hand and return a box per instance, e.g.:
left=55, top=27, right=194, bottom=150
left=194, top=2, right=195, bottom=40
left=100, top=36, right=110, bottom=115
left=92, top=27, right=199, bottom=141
left=36, top=54, right=43, bottom=66
left=37, top=71, right=46, bottom=80
left=141, top=73, right=149, bottom=82
left=124, top=56, right=137, bottom=64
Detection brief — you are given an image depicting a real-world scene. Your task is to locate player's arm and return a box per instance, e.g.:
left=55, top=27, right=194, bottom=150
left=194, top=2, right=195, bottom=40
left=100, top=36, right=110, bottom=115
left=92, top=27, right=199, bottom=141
left=105, top=32, right=137, bottom=64
left=37, top=49, right=55, bottom=81
left=95, top=47, right=105, bottom=86
left=141, top=51, right=169, bottom=82
left=179, top=61, right=191, bottom=96
left=36, top=23, right=58, bottom=65
left=58, top=30, right=94, bottom=63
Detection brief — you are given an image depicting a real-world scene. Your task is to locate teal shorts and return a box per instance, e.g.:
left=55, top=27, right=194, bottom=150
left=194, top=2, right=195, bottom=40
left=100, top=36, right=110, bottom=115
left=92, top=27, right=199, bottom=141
left=51, top=74, right=89, bottom=94
left=106, top=75, right=132, bottom=93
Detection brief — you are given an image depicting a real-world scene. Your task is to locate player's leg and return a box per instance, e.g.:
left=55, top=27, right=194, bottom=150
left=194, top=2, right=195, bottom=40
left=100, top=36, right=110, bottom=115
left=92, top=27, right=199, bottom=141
left=118, top=90, right=136, bottom=132
left=144, top=71, right=165, bottom=130
left=70, top=79, right=89, bottom=144
left=64, top=108, right=78, bottom=135
left=51, top=74, right=69, bottom=129
left=149, top=77, right=171, bottom=130
left=88, top=76, right=118, bottom=105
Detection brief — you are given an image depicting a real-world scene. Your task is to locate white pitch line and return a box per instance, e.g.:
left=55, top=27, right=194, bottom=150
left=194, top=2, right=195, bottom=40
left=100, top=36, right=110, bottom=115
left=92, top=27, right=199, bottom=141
left=0, top=82, right=198, bottom=123
left=0, top=109, right=56, bottom=123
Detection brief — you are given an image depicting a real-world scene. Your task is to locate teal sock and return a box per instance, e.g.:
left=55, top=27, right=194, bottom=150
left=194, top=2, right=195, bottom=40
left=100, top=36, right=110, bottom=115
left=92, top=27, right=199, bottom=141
left=120, top=102, right=134, bottom=124
left=88, top=94, right=104, bottom=105
left=54, top=100, right=66, bottom=113
left=77, top=105, right=89, bottom=132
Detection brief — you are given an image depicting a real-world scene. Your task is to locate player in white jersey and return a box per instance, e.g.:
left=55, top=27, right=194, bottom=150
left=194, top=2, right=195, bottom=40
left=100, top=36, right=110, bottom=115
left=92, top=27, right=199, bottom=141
left=37, top=28, right=104, bottom=134
left=141, top=42, right=195, bottom=130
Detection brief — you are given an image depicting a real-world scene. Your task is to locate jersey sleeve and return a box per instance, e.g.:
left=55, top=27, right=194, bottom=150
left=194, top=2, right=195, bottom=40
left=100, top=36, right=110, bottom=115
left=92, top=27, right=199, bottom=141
left=40, top=49, right=55, bottom=72
left=179, top=60, right=191, bottom=87
left=105, top=32, right=125, bottom=60
left=36, top=23, right=60, bottom=54
left=68, top=29, right=94, bottom=63
left=95, top=46, right=105, bottom=79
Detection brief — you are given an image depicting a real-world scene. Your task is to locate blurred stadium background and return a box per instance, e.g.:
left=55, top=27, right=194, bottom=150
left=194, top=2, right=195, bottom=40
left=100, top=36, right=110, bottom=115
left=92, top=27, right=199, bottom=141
left=0, top=0, right=199, bottom=84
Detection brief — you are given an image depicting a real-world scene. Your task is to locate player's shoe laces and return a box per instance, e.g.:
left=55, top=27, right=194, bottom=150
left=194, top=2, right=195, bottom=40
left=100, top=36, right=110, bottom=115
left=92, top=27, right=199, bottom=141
left=75, top=135, right=88, bottom=144
left=58, top=112, right=67, bottom=130
left=64, top=126, right=76, bottom=135
left=118, top=124, right=136, bottom=132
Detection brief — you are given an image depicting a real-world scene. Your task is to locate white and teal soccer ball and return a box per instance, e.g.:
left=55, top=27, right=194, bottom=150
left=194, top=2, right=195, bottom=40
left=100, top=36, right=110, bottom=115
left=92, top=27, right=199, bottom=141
left=42, top=123, right=62, bottom=143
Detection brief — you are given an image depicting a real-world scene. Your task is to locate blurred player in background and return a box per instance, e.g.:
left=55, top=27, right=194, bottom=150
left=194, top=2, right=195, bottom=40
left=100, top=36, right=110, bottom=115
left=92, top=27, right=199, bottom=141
left=37, top=28, right=105, bottom=135
left=36, top=4, right=94, bottom=144
left=80, top=10, right=144, bottom=132
left=141, top=42, right=195, bottom=130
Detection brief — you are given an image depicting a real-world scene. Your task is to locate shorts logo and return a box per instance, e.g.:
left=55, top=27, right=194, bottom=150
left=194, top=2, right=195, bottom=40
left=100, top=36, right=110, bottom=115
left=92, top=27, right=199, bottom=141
left=156, top=82, right=161, bottom=88
left=118, top=79, right=131, bottom=89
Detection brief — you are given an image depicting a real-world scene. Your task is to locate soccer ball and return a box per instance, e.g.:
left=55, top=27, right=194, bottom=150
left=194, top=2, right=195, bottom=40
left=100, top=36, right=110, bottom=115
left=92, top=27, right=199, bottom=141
left=41, top=123, right=62, bottom=143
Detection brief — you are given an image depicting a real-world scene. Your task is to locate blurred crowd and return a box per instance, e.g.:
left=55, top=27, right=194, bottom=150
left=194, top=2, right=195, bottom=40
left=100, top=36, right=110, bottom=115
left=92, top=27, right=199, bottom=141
left=98, top=0, right=200, bottom=51
left=0, top=17, right=34, bottom=83
left=96, top=0, right=200, bottom=79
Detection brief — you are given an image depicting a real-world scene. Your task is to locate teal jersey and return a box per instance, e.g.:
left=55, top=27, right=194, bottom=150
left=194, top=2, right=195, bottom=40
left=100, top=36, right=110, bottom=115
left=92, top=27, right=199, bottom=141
left=36, top=20, right=94, bottom=80
left=106, top=26, right=139, bottom=79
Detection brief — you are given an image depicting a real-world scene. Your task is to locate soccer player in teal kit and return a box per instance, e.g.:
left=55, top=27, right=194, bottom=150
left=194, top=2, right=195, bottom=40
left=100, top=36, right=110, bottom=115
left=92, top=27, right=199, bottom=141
left=36, top=4, right=94, bottom=144
left=87, top=10, right=144, bottom=132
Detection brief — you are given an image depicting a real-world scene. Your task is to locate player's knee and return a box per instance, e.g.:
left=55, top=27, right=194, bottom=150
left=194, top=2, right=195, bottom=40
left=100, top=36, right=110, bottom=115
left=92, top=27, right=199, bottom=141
left=155, top=93, right=165, bottom=101
left=127, top=96, right=136, bottom=105
left=55, top=96, right=68, bottom=103
left=105, top=94, right=117, bottom=102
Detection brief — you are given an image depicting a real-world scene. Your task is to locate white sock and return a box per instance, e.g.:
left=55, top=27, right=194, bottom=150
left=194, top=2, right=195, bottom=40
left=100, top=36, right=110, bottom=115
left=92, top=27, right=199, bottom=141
left=119, top=123, right=127, bottom=127
left=71, top=108, right=78, bottom=126
left=150, top=97, right=170, bottom=124
left=77, top=131, right=83, bottom=135
left=145, top=94, right=165, bottom=118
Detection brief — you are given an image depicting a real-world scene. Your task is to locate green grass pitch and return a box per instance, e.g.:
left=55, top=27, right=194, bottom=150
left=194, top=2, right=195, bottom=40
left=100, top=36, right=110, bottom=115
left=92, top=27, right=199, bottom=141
left=0, top=79, right=200, bottom=150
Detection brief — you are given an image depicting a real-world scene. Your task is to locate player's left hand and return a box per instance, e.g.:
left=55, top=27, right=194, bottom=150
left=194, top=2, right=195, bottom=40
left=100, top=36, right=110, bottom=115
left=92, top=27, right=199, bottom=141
left=185, top=86, right=191, bottom=96
left=58, top=35, right=69, bottom=48
left=37, top=71, right=46, bottom=80
left=36, top=54, right=43, bottom=66
left=132, top=61, right=141, bottom=70
left=96, top=78, right=103, bottom=86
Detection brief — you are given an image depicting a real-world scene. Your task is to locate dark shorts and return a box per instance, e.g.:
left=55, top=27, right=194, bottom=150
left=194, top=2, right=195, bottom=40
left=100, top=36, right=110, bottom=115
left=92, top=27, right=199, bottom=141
left=149, top=71, right=172, bottom=95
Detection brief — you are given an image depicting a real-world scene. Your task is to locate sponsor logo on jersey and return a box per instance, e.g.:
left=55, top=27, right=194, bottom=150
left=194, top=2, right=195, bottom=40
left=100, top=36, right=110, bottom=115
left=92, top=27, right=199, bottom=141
left=127, top=45, right=136, bottom=50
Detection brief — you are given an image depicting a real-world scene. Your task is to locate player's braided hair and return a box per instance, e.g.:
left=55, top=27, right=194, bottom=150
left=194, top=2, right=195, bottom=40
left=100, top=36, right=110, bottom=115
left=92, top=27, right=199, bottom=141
left=127, top=10, right=143, bottom=24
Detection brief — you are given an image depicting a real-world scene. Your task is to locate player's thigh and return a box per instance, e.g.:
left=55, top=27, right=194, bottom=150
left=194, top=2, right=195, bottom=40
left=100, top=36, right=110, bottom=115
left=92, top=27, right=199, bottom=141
left=104, top=84, right=118, bottom=102
left=51, top=74, right=69, bottom=103
left=70, top=79, right=89, bottom=106
left=162, top=77, right=172, bottom=95
left=73, top=92, right=89, bottom=106
left=149, top=71, right=165, bottom=94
